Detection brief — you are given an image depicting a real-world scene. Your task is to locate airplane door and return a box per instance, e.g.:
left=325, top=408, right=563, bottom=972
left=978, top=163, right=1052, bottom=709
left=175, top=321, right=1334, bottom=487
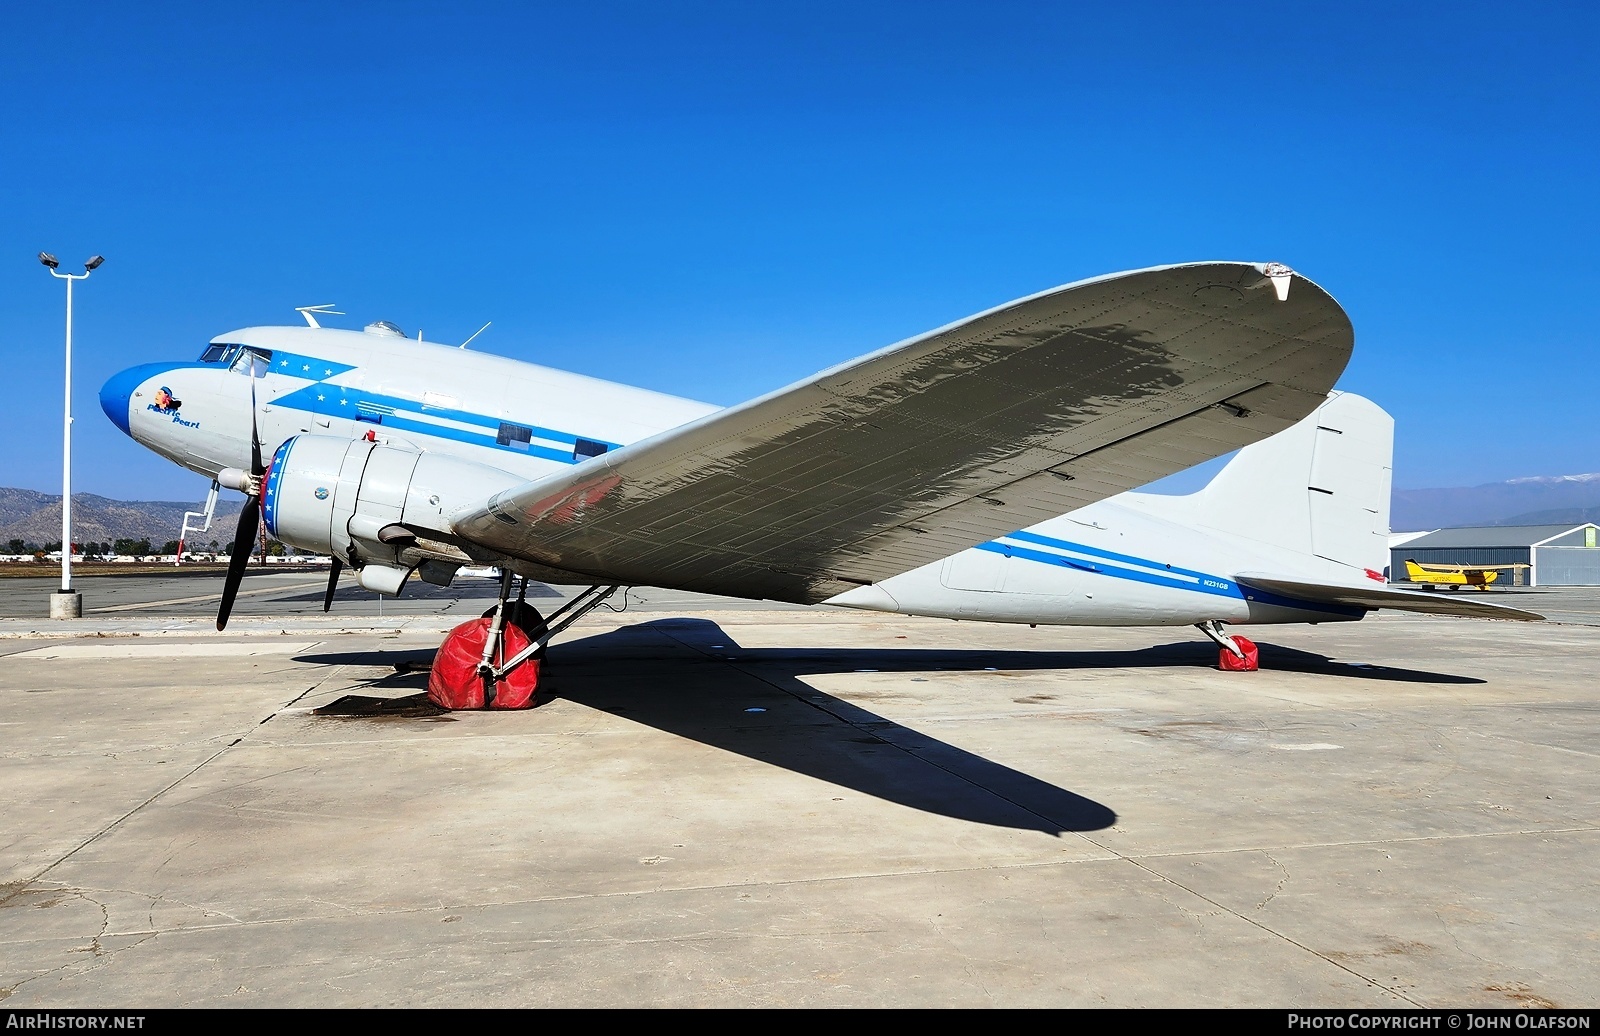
left=939, top=546, right=1008, bottom=591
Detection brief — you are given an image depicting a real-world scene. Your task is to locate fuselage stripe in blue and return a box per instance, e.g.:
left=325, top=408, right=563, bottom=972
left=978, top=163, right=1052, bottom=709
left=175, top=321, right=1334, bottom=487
left=978, top=534, right=1365, bottom=617
left=259, top=362, right=619, bottom=463
left=1006, top=528, right=1215, bottom=583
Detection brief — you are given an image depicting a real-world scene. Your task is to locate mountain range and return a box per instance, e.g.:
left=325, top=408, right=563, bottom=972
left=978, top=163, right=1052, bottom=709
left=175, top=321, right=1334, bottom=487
left=3, top=470, right=1598, bottom=548
left=1391, top=473, right=1600, bottom=531
left=0, top=487, right=243, bottom=549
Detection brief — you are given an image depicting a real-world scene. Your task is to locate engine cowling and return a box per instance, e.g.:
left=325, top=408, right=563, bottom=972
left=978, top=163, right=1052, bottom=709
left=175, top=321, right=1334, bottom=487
left=261, top=434, right=527, bottom=594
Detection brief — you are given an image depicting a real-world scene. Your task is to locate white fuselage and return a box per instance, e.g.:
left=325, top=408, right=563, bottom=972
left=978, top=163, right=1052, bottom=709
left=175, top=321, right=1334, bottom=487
left=839, top=494, right=1365, bottom=627
left=101, top=323, right=1367, bottom=628
left=103, top=325, right=718, bottom=488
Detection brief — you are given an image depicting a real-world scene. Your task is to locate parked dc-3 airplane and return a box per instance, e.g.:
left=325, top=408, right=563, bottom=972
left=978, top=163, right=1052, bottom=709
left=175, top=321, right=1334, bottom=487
left=99, top=262, right=1540, bottom=706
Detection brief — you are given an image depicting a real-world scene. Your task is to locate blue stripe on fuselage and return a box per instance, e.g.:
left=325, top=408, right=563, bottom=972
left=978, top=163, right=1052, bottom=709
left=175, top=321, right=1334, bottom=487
left=265, top=363, right=618, bottom=462
left=269, top=353, right=357, bottom=380
left=977, top=530, right=1365, bottom=617
left=1006, top=529, right=1221, bottom=585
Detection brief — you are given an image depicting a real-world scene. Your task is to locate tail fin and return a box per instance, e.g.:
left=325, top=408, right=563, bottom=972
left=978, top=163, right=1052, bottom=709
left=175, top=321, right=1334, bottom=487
left=1186, top=391, right=1393, bottom=574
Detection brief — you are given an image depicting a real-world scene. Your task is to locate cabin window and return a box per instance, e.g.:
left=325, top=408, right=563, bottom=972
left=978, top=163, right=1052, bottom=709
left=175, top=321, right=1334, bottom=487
left=573, top=438, right=609, bottom=461
left=497, top=422, right=533, bottom=451
left=199, top=344, right=229, bottom=363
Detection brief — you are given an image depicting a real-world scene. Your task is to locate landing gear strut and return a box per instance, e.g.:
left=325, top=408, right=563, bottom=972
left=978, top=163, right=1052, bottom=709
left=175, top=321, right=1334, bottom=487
left=426, top=575, right=621, bottom=710
left=1197, top=619, right=1258, bottom=672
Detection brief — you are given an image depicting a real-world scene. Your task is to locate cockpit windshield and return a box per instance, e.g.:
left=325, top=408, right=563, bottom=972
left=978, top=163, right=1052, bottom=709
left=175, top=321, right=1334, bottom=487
left=198, top=343, right=273, bottom=374
left=229, top=347, right=273, bottom=377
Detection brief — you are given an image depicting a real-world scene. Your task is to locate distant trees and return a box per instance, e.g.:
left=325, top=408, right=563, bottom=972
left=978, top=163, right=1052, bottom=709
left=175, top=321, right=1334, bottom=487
left=113, top=538, right=152, bottom=556
left=216, top=538, right=290, bottom=559
left=5, top=539, right=23, bottom=554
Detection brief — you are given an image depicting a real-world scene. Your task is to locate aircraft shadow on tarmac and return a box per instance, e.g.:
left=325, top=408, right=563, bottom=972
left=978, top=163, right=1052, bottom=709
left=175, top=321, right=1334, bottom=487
left=297, top=618, right=1481, bottom=837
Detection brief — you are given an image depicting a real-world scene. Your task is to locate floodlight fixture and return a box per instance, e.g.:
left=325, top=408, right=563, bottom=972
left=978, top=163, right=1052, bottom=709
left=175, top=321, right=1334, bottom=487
left=39, top=252, right=59, bottom=269
left=84, top=255, right=104, bottom=271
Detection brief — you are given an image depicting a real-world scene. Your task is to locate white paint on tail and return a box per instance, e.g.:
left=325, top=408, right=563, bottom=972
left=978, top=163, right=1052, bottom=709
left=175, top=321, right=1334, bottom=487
left=1156, top=391, right=1393, bottom=576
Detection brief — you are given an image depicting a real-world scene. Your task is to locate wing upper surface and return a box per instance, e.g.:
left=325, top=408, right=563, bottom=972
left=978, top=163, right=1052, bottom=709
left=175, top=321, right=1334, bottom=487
left=454, top=262, right=1355, bottom=603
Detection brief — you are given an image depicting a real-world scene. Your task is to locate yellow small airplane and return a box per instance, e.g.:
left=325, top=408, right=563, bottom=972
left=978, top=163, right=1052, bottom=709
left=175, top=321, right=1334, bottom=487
left=1402, top=558, right=1529, bottom=590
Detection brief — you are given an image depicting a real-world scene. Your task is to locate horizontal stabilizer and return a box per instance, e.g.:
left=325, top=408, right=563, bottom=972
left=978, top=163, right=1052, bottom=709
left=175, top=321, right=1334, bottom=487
left=1235, top=574, right=1545, bottom=622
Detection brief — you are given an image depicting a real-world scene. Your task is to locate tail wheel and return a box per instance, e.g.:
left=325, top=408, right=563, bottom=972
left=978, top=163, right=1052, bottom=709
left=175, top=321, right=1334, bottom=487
left=1218, top=635, right=1259, bottom=672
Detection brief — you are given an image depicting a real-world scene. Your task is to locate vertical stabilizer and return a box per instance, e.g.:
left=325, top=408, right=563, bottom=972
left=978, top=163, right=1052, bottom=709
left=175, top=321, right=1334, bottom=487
left=1187, top=392, right=1393, bottom=574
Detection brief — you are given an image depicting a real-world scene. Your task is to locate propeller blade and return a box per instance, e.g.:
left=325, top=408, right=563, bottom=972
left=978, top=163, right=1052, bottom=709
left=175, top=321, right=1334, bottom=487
left=248, top=357, right=264, bottom=476
left=322, top=557, right=343, bottom=612
left=217, top=493, right=260, bottom=630
left=219, top=354, right=273, bottom=631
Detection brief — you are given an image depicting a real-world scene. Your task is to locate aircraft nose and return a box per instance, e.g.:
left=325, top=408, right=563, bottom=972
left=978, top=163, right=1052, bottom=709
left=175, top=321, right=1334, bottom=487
left=99, top=362, right=177, bottom=436
left=100, top=366, right=143, bottom=435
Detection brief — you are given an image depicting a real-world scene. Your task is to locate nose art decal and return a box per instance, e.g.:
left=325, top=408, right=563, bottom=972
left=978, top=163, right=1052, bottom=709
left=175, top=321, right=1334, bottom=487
left=100, top=363, right=204, bottom=436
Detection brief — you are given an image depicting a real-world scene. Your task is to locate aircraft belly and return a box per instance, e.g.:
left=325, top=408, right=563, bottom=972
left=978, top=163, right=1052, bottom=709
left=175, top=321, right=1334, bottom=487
left=1240, top=600, right=1363, bottom=624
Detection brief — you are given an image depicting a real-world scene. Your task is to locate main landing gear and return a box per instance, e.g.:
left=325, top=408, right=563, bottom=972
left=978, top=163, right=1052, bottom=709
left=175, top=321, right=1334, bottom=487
left=427, top=572, right=621, bottom=710
left=1197, top=619, right=1259, bottom=672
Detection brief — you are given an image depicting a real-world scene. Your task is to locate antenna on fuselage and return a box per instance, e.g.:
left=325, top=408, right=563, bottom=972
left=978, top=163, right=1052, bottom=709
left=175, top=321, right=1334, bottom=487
left=295, top=304, right=344, bottom=328
left=459, top=321, right=491, bottom=350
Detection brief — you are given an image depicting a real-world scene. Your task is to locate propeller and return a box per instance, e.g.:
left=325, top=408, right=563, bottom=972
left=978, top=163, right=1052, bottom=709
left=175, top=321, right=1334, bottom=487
left=217, top=361, right=265, bottom=630
left=322, top=557, right=343, bottom=612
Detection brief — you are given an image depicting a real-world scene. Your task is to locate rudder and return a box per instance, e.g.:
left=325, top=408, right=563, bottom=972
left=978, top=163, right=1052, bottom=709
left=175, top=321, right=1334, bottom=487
left=1187, top=392, right=1393, bottom=575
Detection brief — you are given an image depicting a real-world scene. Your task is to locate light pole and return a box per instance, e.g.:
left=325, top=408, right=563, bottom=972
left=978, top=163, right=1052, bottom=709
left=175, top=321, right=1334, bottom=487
left=39, top=252, right=103, bottom=620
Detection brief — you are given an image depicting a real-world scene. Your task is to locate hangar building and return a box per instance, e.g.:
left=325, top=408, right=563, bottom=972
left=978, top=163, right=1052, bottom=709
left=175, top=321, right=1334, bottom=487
left=1391, top=523, right=1600, bottom=586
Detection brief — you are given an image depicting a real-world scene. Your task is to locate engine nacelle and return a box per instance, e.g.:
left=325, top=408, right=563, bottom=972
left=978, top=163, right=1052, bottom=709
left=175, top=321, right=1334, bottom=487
left=262, top=435, right=527, bottom=594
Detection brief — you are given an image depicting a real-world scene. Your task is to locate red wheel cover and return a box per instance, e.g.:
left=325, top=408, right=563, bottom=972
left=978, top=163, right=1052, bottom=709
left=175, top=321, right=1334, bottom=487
left=1217, top=635, right=1259, bottom=672
left=427, top=616, right=542, bottom=709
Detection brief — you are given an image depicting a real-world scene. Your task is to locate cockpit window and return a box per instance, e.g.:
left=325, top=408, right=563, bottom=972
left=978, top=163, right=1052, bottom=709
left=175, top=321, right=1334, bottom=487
left=199, top=344, right=229, bottom=363
left=228, top=347, right=273, bottom=377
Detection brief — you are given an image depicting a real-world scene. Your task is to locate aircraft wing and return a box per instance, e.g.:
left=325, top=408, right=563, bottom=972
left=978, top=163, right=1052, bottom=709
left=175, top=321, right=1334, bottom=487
left=1236, top=574, right=1545, bottom=621
left=453, top=261, right=1354, bottom=603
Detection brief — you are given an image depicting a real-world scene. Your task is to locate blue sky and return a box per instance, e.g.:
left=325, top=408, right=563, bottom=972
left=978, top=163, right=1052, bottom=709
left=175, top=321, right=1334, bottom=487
left=3, top=2, right=1596, bottom=502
